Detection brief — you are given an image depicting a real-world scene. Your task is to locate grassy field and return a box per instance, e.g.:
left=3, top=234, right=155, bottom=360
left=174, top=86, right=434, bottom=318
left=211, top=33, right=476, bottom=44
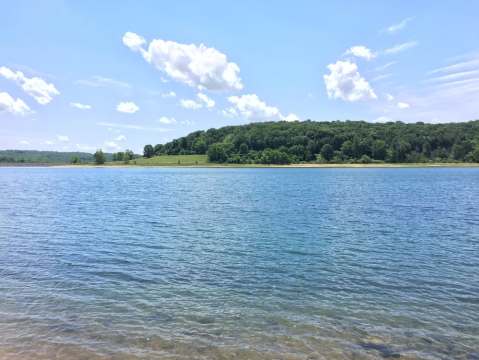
left=98, top=155, right=479, bottom=168
left=116, top=154, right=209, bottom=166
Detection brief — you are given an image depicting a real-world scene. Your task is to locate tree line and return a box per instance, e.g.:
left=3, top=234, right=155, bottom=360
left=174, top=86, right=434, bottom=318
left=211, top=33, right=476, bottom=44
left=91, top=149, right=135, bottom=164
left=0, top=150, right=98, bottom=164
left=143, top=120, right=479, bottom=164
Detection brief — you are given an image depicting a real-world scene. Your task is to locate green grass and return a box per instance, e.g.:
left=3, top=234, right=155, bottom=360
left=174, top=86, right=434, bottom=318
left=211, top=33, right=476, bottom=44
left=102, top=155, right=479, bottom=168
left=124, top=154, right=209, bottom=166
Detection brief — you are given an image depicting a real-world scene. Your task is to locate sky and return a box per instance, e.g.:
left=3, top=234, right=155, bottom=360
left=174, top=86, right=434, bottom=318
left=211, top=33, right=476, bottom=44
left=1, top=0, right=479, bottom=153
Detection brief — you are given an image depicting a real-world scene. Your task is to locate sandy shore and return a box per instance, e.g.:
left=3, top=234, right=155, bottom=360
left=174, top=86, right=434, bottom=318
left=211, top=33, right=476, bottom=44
left=46, top=162, right=479, bottom=168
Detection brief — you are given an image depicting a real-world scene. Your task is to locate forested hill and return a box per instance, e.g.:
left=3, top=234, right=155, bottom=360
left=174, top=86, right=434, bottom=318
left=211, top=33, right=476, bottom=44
left=0, top=150, right=108, bottom=164
left=144, top=120, right=479, bottom=164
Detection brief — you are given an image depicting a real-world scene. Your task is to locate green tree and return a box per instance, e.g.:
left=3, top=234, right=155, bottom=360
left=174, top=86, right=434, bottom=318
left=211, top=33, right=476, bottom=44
left=124, top=149, right=134, bottom=161
left=341, top=140, right=354, bottom=158
left=320, top=144, right=334, bottom=162
left=259, top=148, right=291, bottom=164
left=113, top=152, right=124, bottom=162
left=207, top=143, right=228, bottom=162
left=70, top=156, right=80, bottom=164
left=153, top=144, right=163, bottom=155
left=239, top=143, right=249, bottom=155
left=94, top=149, right=106, bottom=165
left=471, top=146, right=479, bottom=162
left=143, top=144, right=154, bottom=158
left=372, top=140, right=387, bottom=160
left=192, top=138, right=207, bottom=154
left=140, top=120, right=479, bottom=164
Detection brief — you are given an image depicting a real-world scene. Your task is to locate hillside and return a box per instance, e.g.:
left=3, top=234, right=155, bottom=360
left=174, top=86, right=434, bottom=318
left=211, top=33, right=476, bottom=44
left=0, top=150, right=110, bottom=164
left=143, top=120, right=479, bottom=164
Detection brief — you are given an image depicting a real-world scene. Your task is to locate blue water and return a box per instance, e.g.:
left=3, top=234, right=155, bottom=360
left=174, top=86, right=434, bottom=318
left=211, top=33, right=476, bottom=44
left=0, top=167, right=478, bottom=359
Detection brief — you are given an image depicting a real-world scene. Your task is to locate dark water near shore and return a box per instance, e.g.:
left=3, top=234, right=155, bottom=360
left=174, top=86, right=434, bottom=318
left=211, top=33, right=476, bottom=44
left=0, top=167, right=478, bottom=359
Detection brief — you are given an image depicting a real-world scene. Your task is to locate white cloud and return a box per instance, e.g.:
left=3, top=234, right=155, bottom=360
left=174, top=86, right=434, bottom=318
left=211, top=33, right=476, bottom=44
left=0, top=91, right=32, bottom=115
left=19, top=140, right=30, bottom=145
left=221, top=107, right=238, bottom=118
left=70, top=102, right=92, bottom=110
left=375, top=116, right=394, bottom=123
left=115, top=134, right=127, bottom=141
left=44, top=140, right=54, bottom=145
left=158, top=116, right=177, bottom=124
left=345, top=46, right=376, bottom=61
left=282, top=113, right=300, bottom=122
left=57, top=135, right=69, bottom=142
left=386, top=17, right=414, bottom=34
left=104, top=141, right=121, bottom=151
left=383, top=41, right=418, bottom=55
left=197, top=92, right=215, bottom=108
left=76, top=76, right=130, bottom=88
left=397, top=102, right=410, bottom=109
left=428, top=58, right=479, bottom=75
left=123, top=32, right=243, bottom=91
left=161, top=91, right=176, bottom=98
left=324, top=60, right=377, bottom=101
left=76, top=144, right=96, bottom=151
left=226, top=94, right=281, bottom=120
left=375, top=61, right=397, bottom=72
left=371, top=73, right=392, bottom=82
left=122, top=32, right=146, bottom=51
left=180, top=99, right=203, bottom=110
left=97, top=121, right=170, bottom=132
left=0, top=66, right=60, bottom=104
left=426, top=69, right=479, bottom=84
left=117, top=101, right=139, bottom=113
left=386, top=93, right=395, bottom=101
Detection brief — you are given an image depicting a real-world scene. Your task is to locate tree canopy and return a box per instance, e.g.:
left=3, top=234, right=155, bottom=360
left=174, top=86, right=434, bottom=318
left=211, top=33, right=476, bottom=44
left=144, top=120, right=479, bottom=164
left=94, top=149, right=106, bottom=165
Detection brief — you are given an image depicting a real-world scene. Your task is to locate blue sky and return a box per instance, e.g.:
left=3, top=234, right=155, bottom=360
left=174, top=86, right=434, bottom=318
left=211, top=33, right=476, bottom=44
left=1, top=0, right=478, bottom=153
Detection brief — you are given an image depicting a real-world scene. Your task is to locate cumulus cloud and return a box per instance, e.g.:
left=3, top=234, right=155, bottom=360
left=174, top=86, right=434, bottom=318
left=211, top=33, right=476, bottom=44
left=383, top=41, right=418, bottom=55
left=0, top=91, right=32, bottom=115
left=44, top=140, right=54, bottom=145
left=70, top=102, right=92, bottom=110
left=57, top=135, right=69, bottom=142
left=386, top=17, right=414, bottom=34
left=122, top=32, right=243, bottom=91
left=0, top=66, right=59, bottom=104
left=226, top=94, right=281, bottom=121
left=345, top=45, right=376, bottom=61
left=282, top=113, right=300, bottom=122
left=375, top=116, right=394, bottom=123
left=19, top=140, right=30, bottom=145
left=122, top=32, right=146, bottom=51
left=324, top=60, right=377, bottom=101
left=397, top=102, right=410, bottom=109
left=161, top=91, right=176, bottom=98
left=180, top=99, right=203, bottom=110
left=115, top=135, right=127, bottom=141
left=104, top=141, right=121, bottom=151
left=117, top=101, right=139, bottom=113
left=158, top=116, right=177, bottom=124
left=386, top=93, right=395, bottom=101
left=197, top=92, right=215, bottom=108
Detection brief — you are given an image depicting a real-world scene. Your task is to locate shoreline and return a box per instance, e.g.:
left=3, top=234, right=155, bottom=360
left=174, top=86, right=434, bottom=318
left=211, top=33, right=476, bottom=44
left=2, top=162, right=479, bottom=169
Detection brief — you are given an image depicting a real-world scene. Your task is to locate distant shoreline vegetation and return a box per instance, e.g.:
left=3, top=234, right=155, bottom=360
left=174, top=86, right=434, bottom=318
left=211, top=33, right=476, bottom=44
left=0, top=150, right=109, bottom=164
left=142, top=120, right=479, bottom=165
left=3, top=120, right=479, bottom=166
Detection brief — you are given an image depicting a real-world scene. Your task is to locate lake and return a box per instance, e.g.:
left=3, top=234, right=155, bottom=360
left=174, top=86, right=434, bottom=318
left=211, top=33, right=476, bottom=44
left=0, top=167, right=478, bottom=359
